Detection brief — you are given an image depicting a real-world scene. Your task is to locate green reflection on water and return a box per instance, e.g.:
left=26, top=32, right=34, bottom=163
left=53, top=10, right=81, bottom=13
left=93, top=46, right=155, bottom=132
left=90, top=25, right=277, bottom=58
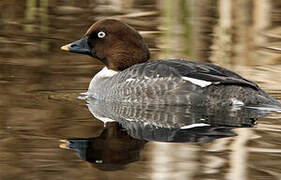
left=25, top=0, right=36, bottom=32
left=40, top=0, right=49, bottom=52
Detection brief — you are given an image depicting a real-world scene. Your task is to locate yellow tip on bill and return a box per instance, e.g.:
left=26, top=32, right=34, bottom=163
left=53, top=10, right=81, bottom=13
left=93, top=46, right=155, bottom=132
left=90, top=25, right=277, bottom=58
left=59, top=139, right=70, bottom=149
left=60, top=44, right=70, bottom=51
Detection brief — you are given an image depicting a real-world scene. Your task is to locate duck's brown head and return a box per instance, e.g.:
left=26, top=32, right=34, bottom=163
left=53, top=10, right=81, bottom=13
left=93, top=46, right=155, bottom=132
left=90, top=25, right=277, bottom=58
left=61, top=19, right=150, bottom=71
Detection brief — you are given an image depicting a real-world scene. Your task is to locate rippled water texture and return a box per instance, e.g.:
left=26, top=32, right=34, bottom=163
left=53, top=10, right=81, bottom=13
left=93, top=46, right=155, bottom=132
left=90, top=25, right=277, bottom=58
left=0, top=0, right=281, bottom=179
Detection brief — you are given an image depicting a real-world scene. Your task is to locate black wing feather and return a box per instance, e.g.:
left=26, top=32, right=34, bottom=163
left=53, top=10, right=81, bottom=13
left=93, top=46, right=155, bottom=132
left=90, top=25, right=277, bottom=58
left=120, top=59, right=259, bottom=90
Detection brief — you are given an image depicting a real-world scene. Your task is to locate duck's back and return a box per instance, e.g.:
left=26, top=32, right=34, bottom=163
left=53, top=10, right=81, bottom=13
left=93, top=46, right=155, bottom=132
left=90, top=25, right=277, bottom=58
left=88, top=59, right=279, bottom=106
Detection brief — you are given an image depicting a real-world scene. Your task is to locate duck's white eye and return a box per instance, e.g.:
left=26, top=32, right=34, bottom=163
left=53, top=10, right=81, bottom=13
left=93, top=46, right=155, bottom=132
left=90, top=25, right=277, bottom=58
left=97, top=31, right=106, bottom=38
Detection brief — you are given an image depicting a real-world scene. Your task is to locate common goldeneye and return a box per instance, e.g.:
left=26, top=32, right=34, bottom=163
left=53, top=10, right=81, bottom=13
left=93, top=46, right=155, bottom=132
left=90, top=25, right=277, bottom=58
left=61, top=19, right=281, bottom=107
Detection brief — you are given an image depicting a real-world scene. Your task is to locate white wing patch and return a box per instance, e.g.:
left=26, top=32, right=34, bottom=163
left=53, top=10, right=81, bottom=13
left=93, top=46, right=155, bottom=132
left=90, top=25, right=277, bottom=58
left=230, top=98, right=244, bottom=106
left=125, top=118, right=135, bottom=122
left=180, top=123, right=210, bottom=129
left=181, top=77, right=212, bottom=87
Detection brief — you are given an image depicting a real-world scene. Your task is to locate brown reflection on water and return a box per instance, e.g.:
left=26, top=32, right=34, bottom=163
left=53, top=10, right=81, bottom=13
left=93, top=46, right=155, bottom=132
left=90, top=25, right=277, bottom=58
left=60, top=122, right=147, bottom=171
left=0, top=0, right=281, bottom=179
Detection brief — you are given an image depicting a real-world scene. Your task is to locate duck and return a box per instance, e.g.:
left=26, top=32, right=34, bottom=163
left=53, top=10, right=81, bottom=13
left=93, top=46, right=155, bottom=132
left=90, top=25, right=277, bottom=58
left=61, top=19, right=281, bottom=107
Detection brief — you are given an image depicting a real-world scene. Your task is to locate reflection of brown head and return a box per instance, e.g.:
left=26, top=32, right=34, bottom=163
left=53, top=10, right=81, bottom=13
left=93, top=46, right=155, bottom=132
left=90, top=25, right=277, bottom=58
left=63, top=122, right=146, bottom=171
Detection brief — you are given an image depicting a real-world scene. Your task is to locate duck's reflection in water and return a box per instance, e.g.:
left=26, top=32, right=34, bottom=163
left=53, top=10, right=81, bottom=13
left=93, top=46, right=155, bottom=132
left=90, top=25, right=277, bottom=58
left=60, top=98, right=272, bottom=170
left=61, top=122, right=146, bottom=171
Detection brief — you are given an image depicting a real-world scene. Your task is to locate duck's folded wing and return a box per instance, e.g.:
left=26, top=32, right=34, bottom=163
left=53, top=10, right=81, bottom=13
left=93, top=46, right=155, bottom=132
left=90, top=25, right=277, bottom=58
left=120, top=59, right=259, bottom=90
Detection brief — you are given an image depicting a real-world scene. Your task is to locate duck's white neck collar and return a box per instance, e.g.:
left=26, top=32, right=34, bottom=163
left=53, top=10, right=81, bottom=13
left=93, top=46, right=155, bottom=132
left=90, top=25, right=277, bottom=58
left=88, top=66, right=118, bottom=91
left=96, top=66, right=119, bottom=78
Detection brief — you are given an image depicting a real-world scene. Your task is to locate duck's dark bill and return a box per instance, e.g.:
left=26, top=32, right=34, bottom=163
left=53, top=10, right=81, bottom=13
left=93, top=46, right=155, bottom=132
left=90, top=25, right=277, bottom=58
left=61, top=37, right=92, bottom=56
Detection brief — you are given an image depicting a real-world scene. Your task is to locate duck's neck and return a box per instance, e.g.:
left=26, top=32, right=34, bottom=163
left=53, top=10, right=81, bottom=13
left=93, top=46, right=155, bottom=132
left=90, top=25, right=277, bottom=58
left=96, top=66, right=119, bottom=78
left=88, top=66, right=119, bottom=91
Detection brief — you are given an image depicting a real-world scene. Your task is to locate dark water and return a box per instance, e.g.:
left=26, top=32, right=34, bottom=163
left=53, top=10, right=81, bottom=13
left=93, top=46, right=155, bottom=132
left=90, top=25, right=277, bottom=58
left=1, top=0, right=281, bottom=179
